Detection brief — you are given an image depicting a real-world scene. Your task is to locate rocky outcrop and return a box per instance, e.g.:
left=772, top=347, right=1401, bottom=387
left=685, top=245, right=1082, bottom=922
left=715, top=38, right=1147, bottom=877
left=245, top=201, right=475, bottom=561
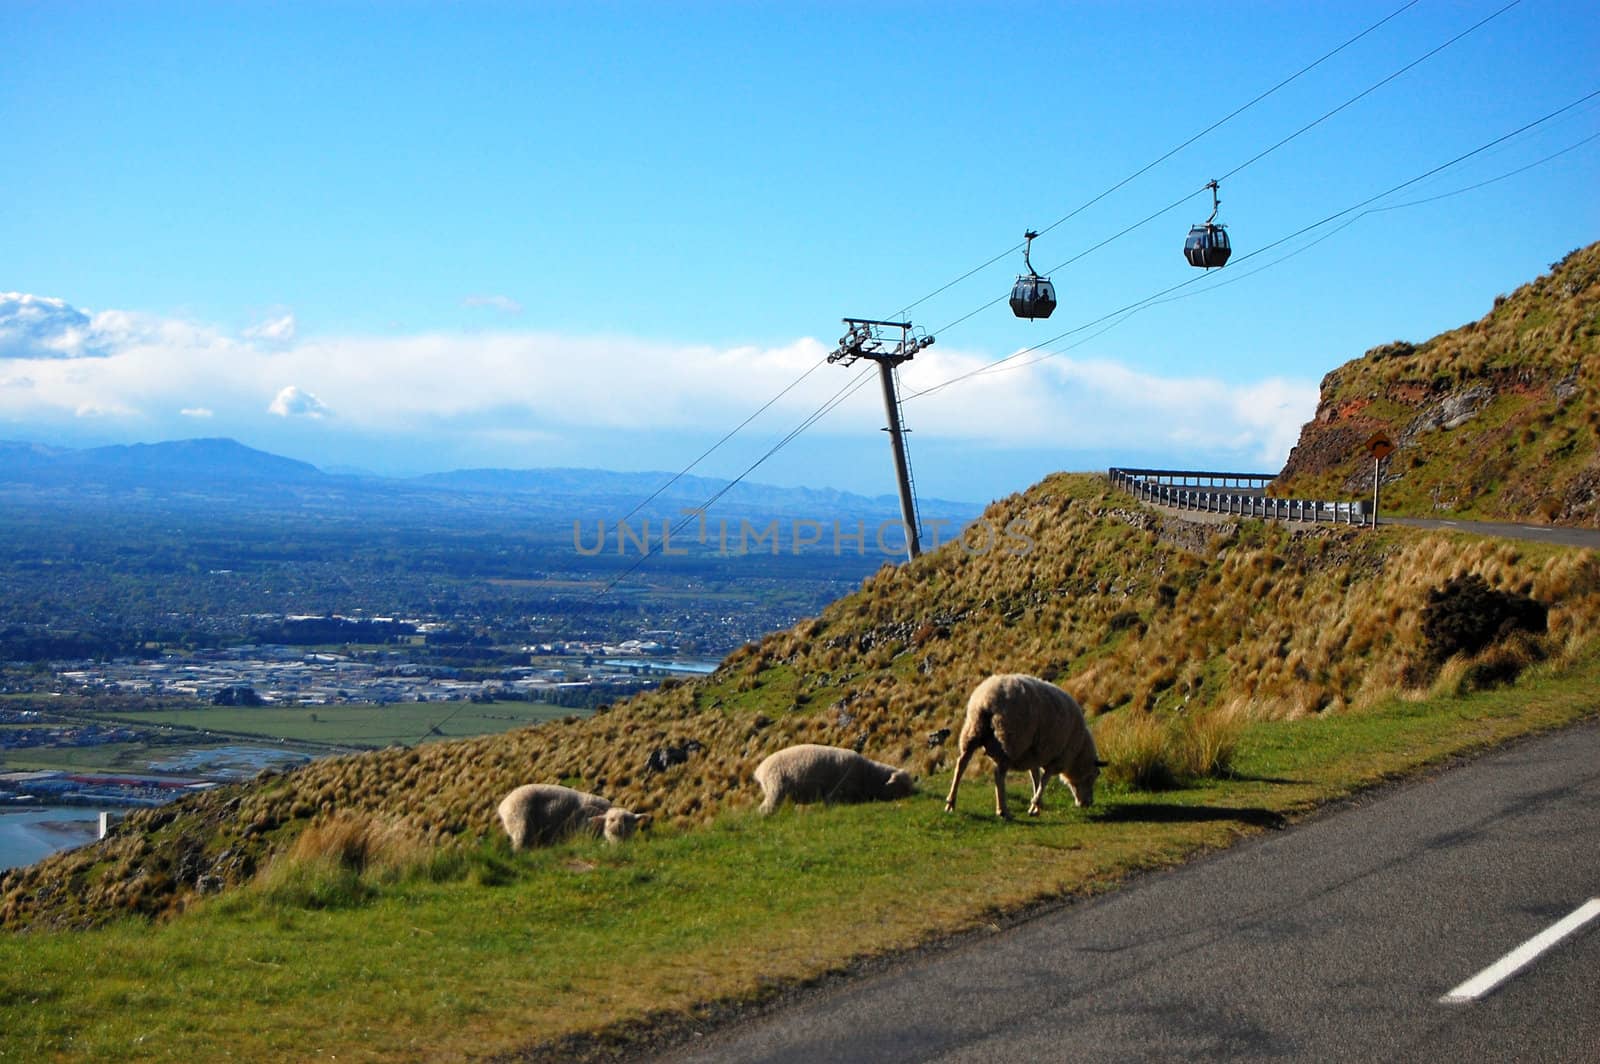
left=1273, top=242, right=1600, bottom=527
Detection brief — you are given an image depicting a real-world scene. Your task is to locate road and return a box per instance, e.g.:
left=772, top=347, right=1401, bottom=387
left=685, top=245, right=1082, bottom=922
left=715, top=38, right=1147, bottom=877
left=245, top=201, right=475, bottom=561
left=1384, top=516, right=1600, bottom=550
left=658, top=719, right=1600, bottom=1063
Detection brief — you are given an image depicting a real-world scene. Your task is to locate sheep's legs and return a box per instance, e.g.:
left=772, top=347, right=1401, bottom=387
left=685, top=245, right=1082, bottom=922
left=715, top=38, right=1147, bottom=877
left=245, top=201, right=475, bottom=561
left=993, top=764, right=1011, bottom=818
left=944, top=742, right=979, bottom=812
left=1027, top=768, right=1046, bottom=816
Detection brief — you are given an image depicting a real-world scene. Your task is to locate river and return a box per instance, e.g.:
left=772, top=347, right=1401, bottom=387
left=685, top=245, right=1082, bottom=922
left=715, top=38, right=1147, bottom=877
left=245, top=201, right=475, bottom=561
left=0, top=807, right=102, bottom=873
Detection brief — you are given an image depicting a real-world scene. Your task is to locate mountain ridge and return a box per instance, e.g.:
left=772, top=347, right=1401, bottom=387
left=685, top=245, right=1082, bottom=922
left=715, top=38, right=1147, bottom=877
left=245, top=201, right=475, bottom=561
left=0, top=436, right=978, bottom=516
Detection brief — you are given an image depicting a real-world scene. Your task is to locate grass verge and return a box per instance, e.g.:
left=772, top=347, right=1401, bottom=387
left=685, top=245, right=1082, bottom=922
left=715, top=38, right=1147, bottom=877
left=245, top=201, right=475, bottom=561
left=2, top=652, right=1597, bottom=1062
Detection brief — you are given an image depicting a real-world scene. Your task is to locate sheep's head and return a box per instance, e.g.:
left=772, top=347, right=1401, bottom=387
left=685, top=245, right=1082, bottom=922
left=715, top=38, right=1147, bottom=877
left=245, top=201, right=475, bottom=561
left=1064, top=759, right=1107, bottom=808
left=595, top=808, right=650, bottom=843
left=882, top=769, right=915, bottom=800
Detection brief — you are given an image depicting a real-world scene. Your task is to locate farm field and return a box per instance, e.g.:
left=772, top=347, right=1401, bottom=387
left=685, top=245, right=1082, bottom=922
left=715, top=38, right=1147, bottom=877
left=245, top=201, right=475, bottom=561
left=93, top=700, right=576, bottom=749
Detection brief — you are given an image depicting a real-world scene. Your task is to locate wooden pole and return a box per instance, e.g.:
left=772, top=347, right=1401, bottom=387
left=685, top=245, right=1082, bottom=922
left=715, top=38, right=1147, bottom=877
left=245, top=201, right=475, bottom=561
left=1372, top=456, right=1381, bottom=528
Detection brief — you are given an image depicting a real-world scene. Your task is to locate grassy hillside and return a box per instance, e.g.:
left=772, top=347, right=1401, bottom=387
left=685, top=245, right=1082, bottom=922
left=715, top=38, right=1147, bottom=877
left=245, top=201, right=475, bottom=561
left=6, top=474, right=1598, bottom=933
left=6, top=246, right=1600, bottom=1059
left=1272, top=241, right=1600, bottom=525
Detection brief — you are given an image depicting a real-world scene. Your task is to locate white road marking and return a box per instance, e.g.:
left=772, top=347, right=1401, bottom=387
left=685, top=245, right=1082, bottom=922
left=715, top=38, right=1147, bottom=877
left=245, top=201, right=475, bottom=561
left=1441, top=898, right=1600, bottom=1004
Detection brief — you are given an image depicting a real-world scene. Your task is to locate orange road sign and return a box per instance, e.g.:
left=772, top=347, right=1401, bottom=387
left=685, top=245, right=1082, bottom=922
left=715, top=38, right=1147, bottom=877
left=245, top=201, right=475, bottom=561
left=1367, top=432, right=1396, bottom=460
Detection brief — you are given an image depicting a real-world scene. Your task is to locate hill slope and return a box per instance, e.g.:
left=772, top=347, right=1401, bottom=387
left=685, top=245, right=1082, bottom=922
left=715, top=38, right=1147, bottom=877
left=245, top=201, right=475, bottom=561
left=1273, top=241, right=1600, bottom=525
left=6, top=473, right=1598, bottom=930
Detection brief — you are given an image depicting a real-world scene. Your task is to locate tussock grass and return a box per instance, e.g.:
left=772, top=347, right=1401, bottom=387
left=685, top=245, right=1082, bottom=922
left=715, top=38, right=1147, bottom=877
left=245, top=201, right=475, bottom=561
left=6, top=473, right=1599, bottom=932
left=3, top=652, right=1597, bottom=1062
left=1272, top=241, right=1600, bottom=524
left=229, top=813, right=447, bottom=912
left=1097, top=709, right=1243, bottom=791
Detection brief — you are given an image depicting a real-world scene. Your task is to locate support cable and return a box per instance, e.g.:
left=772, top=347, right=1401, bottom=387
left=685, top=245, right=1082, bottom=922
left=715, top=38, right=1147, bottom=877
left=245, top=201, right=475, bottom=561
left=928, top=0, right=1522, bottom=340
left=1144, top=130, right=1600, bottom=309
left=591, top=363, right=880, bottom=601
left=596, top=0, right=1464, bottom=541
left=904, top=87, right=1600, bottom=401
left=616, top=353, right=831, bottom=523
left=891, top=0, right=1426, bottom=322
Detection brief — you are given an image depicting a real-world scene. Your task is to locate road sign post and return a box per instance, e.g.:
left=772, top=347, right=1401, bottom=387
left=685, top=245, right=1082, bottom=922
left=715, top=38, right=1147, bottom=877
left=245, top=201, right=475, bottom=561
left=1366, top=432, right=1395, bottom=527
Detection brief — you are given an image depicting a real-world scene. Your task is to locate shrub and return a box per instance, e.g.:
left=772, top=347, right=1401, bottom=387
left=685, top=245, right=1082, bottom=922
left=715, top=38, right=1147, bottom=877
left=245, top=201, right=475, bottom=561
left=1421, top=573, right=1548, bottom=664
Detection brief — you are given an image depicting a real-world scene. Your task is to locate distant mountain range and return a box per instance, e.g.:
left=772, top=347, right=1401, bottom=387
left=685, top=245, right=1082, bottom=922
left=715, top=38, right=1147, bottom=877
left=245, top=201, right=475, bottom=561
left=0, top=436, right=978, bottom=520
left=0, top=437, right=322, bottom=482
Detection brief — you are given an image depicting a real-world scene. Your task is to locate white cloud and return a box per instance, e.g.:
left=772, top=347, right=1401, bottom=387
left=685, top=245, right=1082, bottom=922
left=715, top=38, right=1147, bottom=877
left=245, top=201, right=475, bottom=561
left=268, top=385, right=329, bottom=419
left=899, top=349, right=1318, bottom=468
left=0, top=291, right=1319, bottom=476
left=463, top=294, right=523, bottom=314
left=0, top=292, right=104, bottom=359
left=244, top=313, right=296, bottom=343
left=74, top=400, right=132, bottom=418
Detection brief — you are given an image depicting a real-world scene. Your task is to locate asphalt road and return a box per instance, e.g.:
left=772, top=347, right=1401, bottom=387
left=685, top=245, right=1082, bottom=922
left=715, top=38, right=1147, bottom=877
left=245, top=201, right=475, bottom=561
left=1384, top=516, right=1600, bottom=550
left=659, top=719, right=1600, bottom=1063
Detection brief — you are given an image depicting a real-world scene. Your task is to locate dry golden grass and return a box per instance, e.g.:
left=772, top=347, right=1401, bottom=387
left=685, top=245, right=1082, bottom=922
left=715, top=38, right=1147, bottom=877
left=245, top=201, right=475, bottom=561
left=1272, top=241, right=1600, bottom=524
left=1097, top=708, right=1243, bottom=790
left=5, top=472, right=1598, bottom=931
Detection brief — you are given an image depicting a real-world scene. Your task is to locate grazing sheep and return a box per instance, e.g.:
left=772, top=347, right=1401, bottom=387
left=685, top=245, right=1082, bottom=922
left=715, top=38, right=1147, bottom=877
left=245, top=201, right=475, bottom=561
left=496, top=784, right=650, bottom=849
left=754, top=744, right=915, bottom=815
left=944, top=673, right=1107, bottom=818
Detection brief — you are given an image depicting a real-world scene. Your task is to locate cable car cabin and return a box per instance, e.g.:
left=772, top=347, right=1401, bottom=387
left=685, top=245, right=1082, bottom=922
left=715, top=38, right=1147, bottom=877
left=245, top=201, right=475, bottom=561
left=1184, top=224, right=1231, bottom=269
left=1010, top=274, right=1057, bottom=319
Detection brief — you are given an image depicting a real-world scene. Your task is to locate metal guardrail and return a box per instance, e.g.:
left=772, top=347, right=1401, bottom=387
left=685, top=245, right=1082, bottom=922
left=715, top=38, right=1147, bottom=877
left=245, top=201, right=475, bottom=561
left=1109, top=467, right=1370, bottom=527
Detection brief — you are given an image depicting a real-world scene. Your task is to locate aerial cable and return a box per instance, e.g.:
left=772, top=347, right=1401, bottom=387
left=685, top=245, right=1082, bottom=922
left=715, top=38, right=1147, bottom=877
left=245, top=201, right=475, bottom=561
left=616, top=352, right=832, bottom=524
left=1029, top=0, right=1427, bottom=242
left=587, top=0, right=1533, bottom=597
left=1147, top=130, right=1600, bottom=307
left=903, top=87, right=1600, bottom=401
left=600, top=0, right=1438, bottom=535
left=1218, top=0, right=1524, bottom=184
left=592, top=362, right=879, bottom=600
left=410, top=358, right=871, bottom=732
left=890, top=0, right=1426, bottom=323
left=927, top=0, right=1522, bottom=344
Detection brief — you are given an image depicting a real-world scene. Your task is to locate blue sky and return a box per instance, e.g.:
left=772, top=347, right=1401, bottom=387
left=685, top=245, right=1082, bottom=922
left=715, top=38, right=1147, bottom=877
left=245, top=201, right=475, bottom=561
left=3, top=1, right=1596, bottom=504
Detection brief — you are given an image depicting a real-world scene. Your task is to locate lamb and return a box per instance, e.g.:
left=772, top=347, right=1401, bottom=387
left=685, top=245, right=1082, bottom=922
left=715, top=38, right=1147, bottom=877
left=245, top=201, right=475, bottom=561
left=754, top=744, right=915, bottom=815
left=944, top=673, right=1107, bottom=818
left=496, top=784, right=649, bottom=849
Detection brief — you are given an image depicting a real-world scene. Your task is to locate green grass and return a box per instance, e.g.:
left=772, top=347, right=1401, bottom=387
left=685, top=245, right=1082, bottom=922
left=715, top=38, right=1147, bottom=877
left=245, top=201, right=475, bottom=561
left=0, top=742, right=184, bottom=774
left=92, top=700, right=577, bottom=747
left=4, top=652, right=1596, bottom=1062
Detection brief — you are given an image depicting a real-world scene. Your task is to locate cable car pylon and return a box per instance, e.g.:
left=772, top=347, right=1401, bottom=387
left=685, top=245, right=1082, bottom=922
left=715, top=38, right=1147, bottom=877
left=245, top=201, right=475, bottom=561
left=828, top=319, right=934, bottom=561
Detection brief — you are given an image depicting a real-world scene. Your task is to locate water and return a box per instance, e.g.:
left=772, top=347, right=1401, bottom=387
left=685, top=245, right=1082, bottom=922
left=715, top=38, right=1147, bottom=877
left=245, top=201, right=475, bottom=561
left=148, top=744, right=309, bottom=777
left=0, top=806, right=102, bottom=872
left=600, top=659, right=720, bottom=675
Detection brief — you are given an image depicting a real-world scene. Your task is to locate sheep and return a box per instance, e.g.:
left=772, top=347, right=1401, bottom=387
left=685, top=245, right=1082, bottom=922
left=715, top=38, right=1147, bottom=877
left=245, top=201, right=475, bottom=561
left=754, top=744, right=915, bottom=815
left=496, top=784, right=649, bottom=849
left=944, top=673, right=1107, bottom=818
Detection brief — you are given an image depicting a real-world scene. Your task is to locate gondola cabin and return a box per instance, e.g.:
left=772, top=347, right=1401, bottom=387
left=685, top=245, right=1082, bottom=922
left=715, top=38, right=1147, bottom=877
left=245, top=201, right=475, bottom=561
left=1010, top=229, right=1057, bottom=320
left=1010, top=273, right=1057, bottom=319
left=1184, top=223, right=1231, bottom=269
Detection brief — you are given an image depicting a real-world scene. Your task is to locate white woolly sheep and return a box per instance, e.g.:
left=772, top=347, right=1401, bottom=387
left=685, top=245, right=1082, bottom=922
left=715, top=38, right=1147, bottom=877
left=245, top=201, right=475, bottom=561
left=944, top=673, right=1106, bottom=818
left=496, top=784, right=649, bottom=849
left=754, top=744, right=915, bottom=815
